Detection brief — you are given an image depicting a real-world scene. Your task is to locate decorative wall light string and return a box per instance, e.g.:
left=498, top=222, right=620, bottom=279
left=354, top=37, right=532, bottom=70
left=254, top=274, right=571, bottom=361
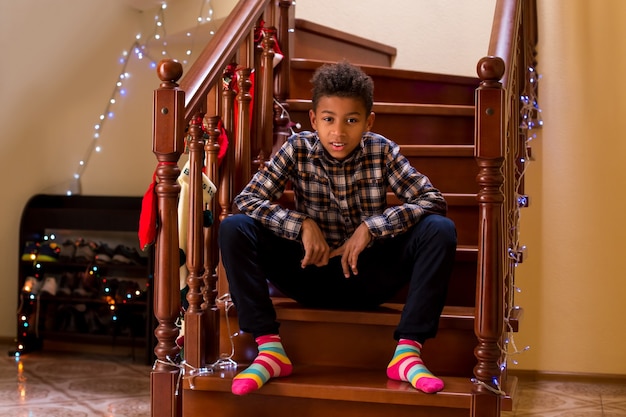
left=67, top=1, right=214, bottom=195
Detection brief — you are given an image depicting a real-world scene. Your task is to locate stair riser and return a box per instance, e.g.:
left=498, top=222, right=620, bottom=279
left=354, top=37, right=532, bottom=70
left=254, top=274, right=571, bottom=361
left=405, top=156, right=479, bottom=194
left=219, top=314, right=476, bottom=377
left=289, top=66, right=477, bottom=106
left=184, top=388, right=473, bottom=417
left=287, top=109, right=474, bottom=147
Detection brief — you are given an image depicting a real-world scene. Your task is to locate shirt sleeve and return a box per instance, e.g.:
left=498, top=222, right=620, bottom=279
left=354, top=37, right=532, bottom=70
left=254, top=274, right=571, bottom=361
left=233, top=140, right=308, bottom=240
left=363, top=141, right=448, bottom=239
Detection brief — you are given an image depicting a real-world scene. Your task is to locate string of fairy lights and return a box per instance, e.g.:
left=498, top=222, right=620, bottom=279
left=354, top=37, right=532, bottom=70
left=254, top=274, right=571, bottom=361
left=67, top=0, right=215, bottom=196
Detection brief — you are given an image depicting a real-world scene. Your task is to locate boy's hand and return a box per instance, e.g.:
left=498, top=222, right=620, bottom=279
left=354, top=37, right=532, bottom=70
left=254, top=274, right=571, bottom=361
left=300, top=218, right=330, bottom=268
left=335, top=223, right=372, bottom=278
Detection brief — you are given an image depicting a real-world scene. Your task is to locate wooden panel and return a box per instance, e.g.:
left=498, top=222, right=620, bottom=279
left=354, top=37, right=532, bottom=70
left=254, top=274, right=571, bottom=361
left=286, top=104, right=475, bottom=146
left=293, top=19, right=396, bottom=67
left=289, top=59, right=478, bottom=105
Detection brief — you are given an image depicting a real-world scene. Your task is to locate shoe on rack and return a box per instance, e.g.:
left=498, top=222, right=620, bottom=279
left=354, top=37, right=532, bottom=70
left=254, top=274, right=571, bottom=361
left=22, top=276, right=42, bottom=294
left=21, top=240, right=60, bottom=262
left=59, top=240, right=76, bottom=261
left=57, top=271, right=78, bottom=296
left=112, top=245, right=147, bottom=266
left=41, top=275, right=59, bottom=296
left=74, top=239, right=97, bottom=263
left=37, top=241, right=61, bottom=262
left=95, top=242, right=115, bottom=264
left=82, top=268, right=100, bottom=296
left=21, top=241, right=38, bottom=262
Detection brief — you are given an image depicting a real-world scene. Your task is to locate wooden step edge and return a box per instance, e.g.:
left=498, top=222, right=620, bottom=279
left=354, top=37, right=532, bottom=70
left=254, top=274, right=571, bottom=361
left=290, top=58, right=480, bottom=87
left=286, top=98, right=475, bottom=116
left=295, top=19, right=398, bottom=59
left=182, top=365, right=474, bottom=409
left=400, top=144, right=475, bottom=157
left=374, top=102, right=475, bottom=116
left=272, top=298, right=474, bottom=331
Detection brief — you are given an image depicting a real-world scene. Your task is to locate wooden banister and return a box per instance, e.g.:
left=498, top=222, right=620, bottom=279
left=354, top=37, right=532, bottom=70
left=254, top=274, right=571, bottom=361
left=180, top=0, right=271, bottom=120
left=151, top=59, right=185, bottom=417
left=473, top=1, right=538, bottom=412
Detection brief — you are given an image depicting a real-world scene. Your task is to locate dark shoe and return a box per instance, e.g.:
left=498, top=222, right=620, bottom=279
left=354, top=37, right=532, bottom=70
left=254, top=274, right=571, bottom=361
left=74, top=239, right=97, bottom=263
left=95, top=242, right=115, bottom=264
left=59, top=240, right=76, bottom=261
left=112, top=245, right=147, bottom=266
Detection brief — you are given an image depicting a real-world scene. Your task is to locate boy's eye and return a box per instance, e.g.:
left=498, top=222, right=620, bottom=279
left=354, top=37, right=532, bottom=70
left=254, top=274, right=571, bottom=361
left=347, top=118, right=358, bottom=124
left=322, top=116, right=333, bottom=122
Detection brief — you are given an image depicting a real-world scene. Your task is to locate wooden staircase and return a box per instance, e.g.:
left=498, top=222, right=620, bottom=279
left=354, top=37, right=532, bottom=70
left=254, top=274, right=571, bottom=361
left=148, top=1, right=538, bottom=416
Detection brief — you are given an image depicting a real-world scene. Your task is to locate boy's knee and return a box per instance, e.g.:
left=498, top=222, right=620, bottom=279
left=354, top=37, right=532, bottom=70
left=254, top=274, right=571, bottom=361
left=420, top=215, right=457, bottom=245
left=218, top=214, right=251, bottom=246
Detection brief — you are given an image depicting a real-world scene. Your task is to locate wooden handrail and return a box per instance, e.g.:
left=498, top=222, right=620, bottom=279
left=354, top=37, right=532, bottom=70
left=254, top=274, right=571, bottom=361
left=473, top=0, right=538, bottom=410
left=180, top=0, right=271, bottom=120
left=487, top=0, right=520, bottom=87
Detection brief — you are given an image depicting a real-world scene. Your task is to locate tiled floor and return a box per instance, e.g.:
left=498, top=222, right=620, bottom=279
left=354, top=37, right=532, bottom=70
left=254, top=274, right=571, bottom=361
left=502, top=375, right=626, bottom=417
left=1, top=341, right=625, bottom=416
left=0, top=342, right=151, bottom=417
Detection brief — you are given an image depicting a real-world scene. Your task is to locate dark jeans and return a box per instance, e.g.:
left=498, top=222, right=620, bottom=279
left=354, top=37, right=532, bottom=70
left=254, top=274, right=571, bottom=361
left=218, top=213, right=457, bottom=343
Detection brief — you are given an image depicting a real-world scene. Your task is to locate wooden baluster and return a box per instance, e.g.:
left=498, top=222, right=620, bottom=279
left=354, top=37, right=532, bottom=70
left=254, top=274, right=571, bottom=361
left=234, top=67, right=253, bottom=194
left=183, top=113, right=206, bottom=369
left=273, top=0, right=294, bottom=154
left=257, top=23, right=277, bottom=164
left=202, top=115, right=221, bottom=362
left=219, top=63, right=237, bottom=221
left=473, top=55, right=506, bottom=416
left=151, top=58, right=185, bottom=417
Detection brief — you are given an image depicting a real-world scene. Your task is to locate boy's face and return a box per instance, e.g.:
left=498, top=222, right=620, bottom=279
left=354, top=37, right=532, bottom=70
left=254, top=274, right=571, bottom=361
left=309, top=95, right=375, bottom=161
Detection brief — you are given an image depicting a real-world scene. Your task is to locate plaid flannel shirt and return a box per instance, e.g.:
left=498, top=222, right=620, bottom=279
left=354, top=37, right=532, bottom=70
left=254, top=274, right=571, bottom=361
left=234, top=131, right=447, bottom=249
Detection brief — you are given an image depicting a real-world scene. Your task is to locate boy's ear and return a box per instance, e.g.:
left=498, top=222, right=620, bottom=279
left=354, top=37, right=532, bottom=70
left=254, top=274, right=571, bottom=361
left=366, top=111, right=375, bottom=131
left=309, top=109, right=317, bottom=130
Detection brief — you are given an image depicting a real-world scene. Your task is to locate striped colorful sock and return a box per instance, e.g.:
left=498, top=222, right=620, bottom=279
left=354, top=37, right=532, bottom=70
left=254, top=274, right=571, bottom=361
left=386, top=339, right=444, bottom=393
left=231, top=334, right=293, bottom=396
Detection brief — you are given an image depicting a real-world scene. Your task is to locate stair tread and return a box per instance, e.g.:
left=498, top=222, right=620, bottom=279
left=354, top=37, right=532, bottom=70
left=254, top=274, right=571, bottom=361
left=288, top=98, right=474, bottom=115
left=183, top=365, right=476, bottom=408
left=273, top=298, right=474, bottom=330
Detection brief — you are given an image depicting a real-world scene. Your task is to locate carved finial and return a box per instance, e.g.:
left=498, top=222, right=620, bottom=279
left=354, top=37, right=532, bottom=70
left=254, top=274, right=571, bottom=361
left=157, top=59, right=183, bottom=86
left=477, top=56, right=505, bottom=82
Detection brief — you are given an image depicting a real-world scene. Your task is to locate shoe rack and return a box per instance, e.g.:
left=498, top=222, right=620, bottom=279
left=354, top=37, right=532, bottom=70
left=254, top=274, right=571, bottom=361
left=16, top=194, right=155, bottom=363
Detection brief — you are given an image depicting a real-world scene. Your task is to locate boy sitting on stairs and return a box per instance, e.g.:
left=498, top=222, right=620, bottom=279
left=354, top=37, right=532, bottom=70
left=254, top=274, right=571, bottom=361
left=219, top=61, right=457, bottom=396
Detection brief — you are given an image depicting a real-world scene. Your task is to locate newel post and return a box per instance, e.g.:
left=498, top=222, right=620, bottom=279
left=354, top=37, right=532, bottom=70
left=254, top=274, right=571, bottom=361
left=151, top=59, right=184, bottom=417
left=473, top=55, right=506, bottom=414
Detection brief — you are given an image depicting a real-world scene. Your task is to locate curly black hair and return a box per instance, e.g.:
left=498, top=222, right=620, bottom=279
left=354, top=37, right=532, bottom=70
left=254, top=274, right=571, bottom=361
left=310, top=61, right=374, bottom=114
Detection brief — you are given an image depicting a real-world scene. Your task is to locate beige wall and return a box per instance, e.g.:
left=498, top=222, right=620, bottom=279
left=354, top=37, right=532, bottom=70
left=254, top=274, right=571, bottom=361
left=2, top=0, right=625, bottom=377
left=516, top=1, right=626, bottom=375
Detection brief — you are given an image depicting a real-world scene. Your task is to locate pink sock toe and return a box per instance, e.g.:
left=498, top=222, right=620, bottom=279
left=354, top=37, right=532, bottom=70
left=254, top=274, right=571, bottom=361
left=231, top=379, right=259, bottom=396
left=415, top=376, right=444, bottom=393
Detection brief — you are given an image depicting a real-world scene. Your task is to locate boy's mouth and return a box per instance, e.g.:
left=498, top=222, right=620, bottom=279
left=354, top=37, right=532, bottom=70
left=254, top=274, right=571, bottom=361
left=331, top=142, right=345, bottom=150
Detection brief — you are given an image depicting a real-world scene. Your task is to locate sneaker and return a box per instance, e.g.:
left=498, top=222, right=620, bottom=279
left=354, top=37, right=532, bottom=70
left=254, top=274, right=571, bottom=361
left=59, top=240, right=76, bottom=261
left=21, top=241, right=60, bottom=262
left=94, top=243, right=115, bottom=264
left=41, top=275, right=59, bottom=296
left=22, top=276, right=42, bottom=294
left=57, top=272, right=78, bottom=296
left=74, top=239, right=97, bottom=263
left=21, top=241, right=39, bottom=262
left=37, top=241, right=60, bottom=262
left=112, top=245, right=147, bottom=266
